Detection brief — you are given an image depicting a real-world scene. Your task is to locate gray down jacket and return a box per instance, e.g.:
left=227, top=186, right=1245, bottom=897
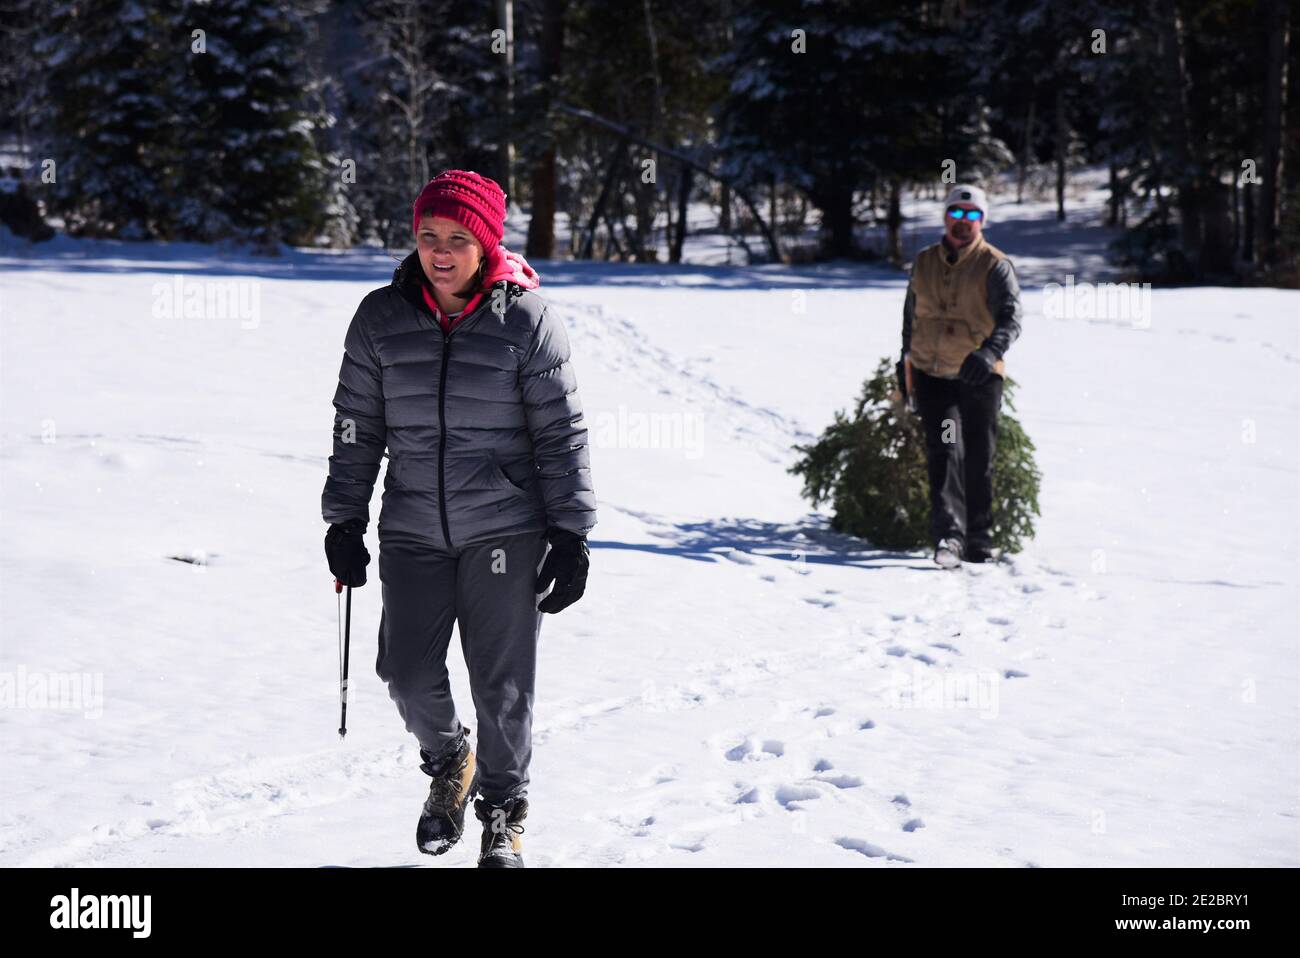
left=321, top=251, right=597, bottom=550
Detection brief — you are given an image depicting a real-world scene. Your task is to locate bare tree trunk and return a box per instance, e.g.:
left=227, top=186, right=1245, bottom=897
left=1019, top=94, right=1035, bottom=204
left=1259, top=0, right=1290, bottom=266
left=663, top=169, right=675, bottom=248
left=1202, top=178, right=1233, bottom=273
left=525, top=149, right=556, bottom=257
left=1054, top=87, right=1066, bottom=221
left=671, top=166, right=692, bottom=262
left=720, top=182, right=731, bottom=233
left=1231, top=169, right=1240, bottom=258
left=580, top=140, right=625, bottom=259
left=1108, top=160, right=1121, bottom=227
left=1243, top=179, right=1255, bottom=262
left=495, top=0, right=516, bottom=200
left=770, top=176, right=777, bottom=240
left=636, top=0, right=664, bottom=261
left=1156, top=0, right=1201, bottom=270
left=887, top=178, right=903, bottom=265
left=598, top=199, right=625, bottom=262
left=525, top=0, right=565, bottom=259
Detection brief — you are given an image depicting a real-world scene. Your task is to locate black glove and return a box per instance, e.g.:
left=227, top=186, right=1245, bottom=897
left=535, top=527, right=589, bottom=614
left=958, top=347, right=998, bottom=386
left=325, top=518, right=370, bottom=587
left=895, top=357, right=908, bottom=401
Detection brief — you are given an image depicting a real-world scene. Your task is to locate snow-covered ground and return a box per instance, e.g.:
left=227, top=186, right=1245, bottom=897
left=1, top=185, right=1296, bottom=867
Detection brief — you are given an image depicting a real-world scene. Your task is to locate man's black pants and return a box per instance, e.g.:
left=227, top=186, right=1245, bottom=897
left=911, top=366, right=1003, bottom=552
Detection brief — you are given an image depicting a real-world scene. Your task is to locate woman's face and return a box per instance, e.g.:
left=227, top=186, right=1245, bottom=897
left=416, top=215, right=483, bottom=301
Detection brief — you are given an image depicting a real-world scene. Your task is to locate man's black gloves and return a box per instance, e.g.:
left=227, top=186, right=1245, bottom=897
left=959, top=346, right=998, bottom=386
left=536, top=527, right=589, bottom=614
left=325, top=518, right=370, bottom=587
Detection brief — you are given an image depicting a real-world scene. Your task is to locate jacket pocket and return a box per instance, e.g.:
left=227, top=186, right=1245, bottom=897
left=388, top=455, right=440, bottom=492
left=488, top=453, right=537, bottom=500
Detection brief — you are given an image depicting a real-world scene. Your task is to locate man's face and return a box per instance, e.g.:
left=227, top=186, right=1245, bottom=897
left=416, top=215, right=483, bottom=301
left=944, top=202, right=984, bottom=248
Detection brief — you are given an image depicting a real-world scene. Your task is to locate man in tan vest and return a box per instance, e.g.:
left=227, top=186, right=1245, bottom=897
left=898, top=184, right=1023, bottom=569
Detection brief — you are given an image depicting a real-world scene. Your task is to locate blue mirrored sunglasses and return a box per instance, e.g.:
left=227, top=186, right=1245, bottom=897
left=947, top=206, right=984, bottom=221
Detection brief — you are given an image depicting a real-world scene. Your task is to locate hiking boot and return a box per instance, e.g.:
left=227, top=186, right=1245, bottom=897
left=416, top=730, right=479, bottom=856
left=934, top=538, right=963, bottom=570
left=474, top=795, right=527, bottom=868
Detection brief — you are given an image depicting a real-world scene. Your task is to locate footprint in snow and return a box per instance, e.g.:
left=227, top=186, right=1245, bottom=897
left=834, top=837, right=913, bottom=863
left=638, top=763, right=680, bottom=785
left=817, top=773, right=863, bottom=790
left=724, top=738, right=784, bottom=762
left=734, top=786, right=761, bottom=805
left=890, top=796, right=925, bottom=833
left=775, top=784, right=821, bottom=809
left=1003, top=669, right=1029, bottom=679
left=724, top=741, right=752, bottom=762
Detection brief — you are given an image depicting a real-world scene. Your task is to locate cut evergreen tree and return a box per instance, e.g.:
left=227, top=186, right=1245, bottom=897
left=789, top=358, right=1041, bottom=554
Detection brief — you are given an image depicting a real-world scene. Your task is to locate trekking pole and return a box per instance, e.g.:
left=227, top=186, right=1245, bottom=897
left=336, top=576, right=352, bottom=739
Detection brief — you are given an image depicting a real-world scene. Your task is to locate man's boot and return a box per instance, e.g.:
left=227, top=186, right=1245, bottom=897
left=934, top=537, right=963, bottom=570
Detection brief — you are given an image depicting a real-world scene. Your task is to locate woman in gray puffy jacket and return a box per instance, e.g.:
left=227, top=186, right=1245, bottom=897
left=321, top=170, right=597, bottom=868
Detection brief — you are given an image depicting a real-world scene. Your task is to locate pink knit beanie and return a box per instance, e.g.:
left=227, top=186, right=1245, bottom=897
left=411, top=170, right=507, bottom=254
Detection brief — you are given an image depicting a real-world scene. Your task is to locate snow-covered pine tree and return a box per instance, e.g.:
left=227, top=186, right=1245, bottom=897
left=34, top=0, right=185, bottom=238
left=717, top=0, right=946, bottom=260
left=183, top=0, right=326, bottom=248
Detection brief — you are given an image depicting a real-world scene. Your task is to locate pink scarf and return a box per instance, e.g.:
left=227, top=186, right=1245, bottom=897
left=484, top=245, right=540, bottom=289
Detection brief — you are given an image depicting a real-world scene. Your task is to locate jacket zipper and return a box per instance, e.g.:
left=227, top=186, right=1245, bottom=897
left=437, top=327, right=453, bottom=550
left=432, top=292, right=498, bottom=551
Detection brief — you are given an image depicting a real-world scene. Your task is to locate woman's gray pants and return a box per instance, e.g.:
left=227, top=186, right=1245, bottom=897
left=376, top=529, right=548, bottom=805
